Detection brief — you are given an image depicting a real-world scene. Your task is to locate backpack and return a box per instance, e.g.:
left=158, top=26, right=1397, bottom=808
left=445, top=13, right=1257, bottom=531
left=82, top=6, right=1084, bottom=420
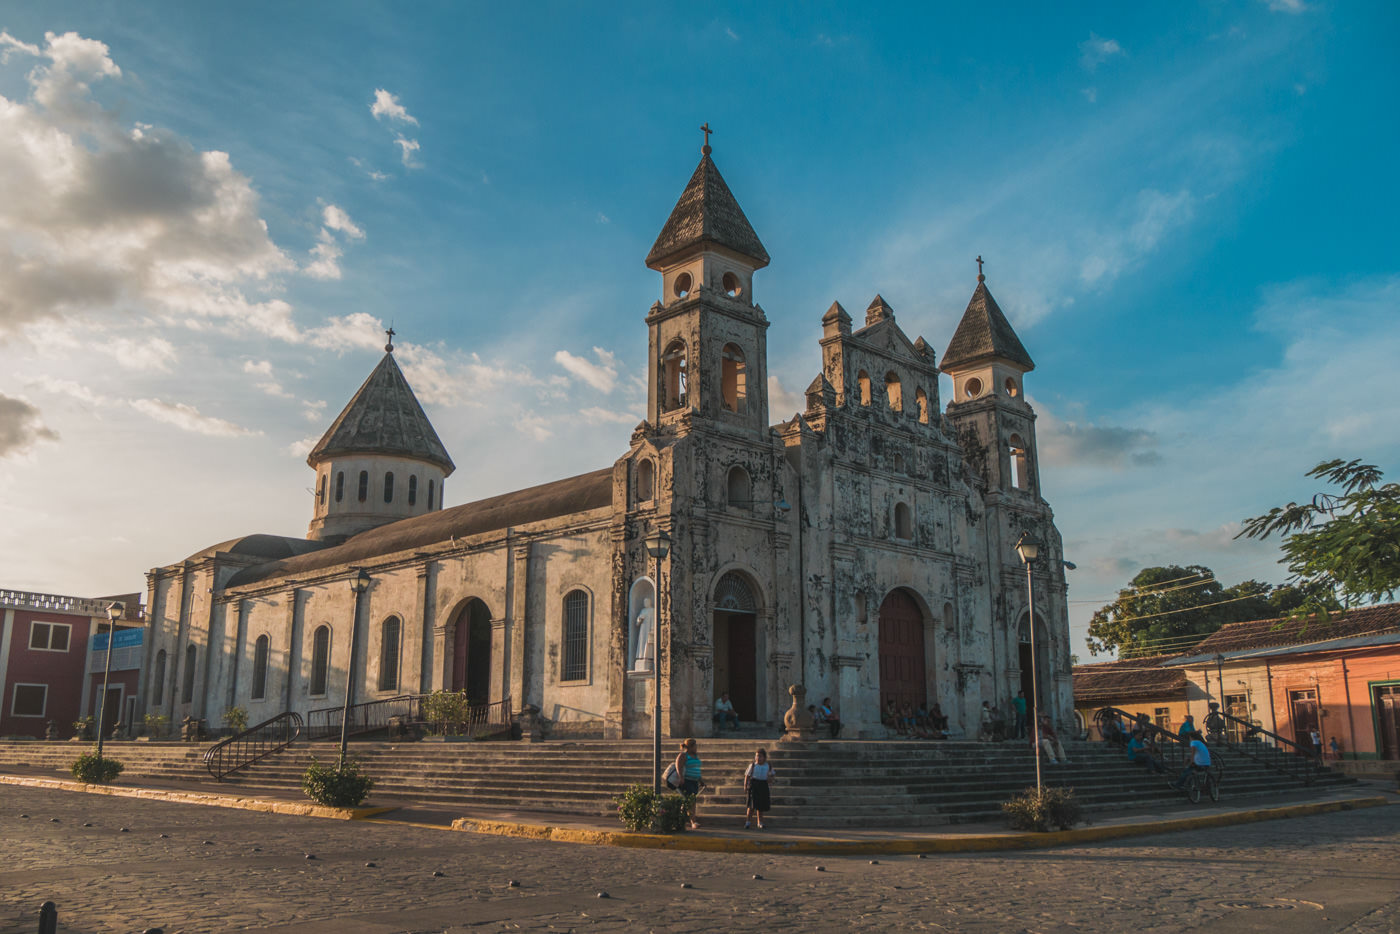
left=662, top=763, right=681, bottom=789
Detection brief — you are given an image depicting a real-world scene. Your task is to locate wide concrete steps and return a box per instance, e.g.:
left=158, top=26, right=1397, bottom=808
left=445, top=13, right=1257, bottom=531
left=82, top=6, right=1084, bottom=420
left=0, top=738, right=1353, bottom=828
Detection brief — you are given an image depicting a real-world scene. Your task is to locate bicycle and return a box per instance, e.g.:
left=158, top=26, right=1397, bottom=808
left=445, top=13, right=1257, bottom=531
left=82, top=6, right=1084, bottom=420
left=1181, top=763, right=1222, bottom=804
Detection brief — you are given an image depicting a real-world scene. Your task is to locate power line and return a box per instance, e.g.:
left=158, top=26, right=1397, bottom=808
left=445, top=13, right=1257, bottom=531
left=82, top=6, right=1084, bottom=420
left=1068, top=575, right=1221, bottom=605
left=1087, top=592, right=1266, bottom=626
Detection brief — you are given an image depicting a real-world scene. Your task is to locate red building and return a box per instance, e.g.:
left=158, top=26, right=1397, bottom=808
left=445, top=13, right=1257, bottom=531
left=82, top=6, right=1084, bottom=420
left=0, top=588, right=143, bottom=739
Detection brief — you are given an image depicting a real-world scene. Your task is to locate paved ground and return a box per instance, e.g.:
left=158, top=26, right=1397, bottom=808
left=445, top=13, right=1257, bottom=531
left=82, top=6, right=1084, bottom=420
left=1, top=784, right=1397, bottom=933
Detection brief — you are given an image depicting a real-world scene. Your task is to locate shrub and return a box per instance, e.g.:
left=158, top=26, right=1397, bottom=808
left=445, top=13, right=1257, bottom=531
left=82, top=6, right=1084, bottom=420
left=222, top=706, right=249, bottom=734
left=71, top=750, right=123, bottom=784
left=72, top=716, right=95, bottom=741
left=143, top=714, right=169, bottom=738
left=302, top=757, right=375, bottom=808
left=1002, top=786, right=1083, bottom=832
left=655, top=792, right=693, bottom=832
left=421, top=690, right=473, bottom=735
left=614, top=783, right=658, bottom=832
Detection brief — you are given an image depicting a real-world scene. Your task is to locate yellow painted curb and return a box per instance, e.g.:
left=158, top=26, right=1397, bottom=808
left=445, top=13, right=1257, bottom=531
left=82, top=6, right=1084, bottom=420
left=450, top=796, right=1391, bottom=855
left=0, top=774, right=395, bottom=821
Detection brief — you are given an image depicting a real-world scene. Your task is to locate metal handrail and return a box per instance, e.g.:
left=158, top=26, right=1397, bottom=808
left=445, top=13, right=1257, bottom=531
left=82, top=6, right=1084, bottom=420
left=305, top=694, right=514, bottom=742
left=1211, top=708, right=1321, bottom=784
left=202, top=711, right=303, bottom=781
left=1095, top=707, right=1197, bottom=774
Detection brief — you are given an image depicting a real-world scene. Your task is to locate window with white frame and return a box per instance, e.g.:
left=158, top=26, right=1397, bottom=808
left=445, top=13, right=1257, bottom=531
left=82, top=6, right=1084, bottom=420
left=11, top=683, right=47, bottom=717
left=28, top=621, right=71, bottom=652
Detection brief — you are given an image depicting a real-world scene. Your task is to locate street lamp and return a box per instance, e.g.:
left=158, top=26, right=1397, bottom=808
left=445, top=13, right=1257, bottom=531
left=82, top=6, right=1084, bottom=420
left=644, top=527, right=672, bottom=793
left=95, top=602, right=124, bottom=762
left=1014, top=532, right=1042, bottom=794
left=340, top=569, right=371, bottom=768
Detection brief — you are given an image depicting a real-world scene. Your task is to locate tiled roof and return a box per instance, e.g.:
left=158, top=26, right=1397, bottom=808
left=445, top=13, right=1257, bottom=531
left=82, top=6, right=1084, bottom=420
left=225, top=468, right=613, bottom=588
left=1073, top=654, right=1188, bottom=701
left=941, top=280, right=1034, bottom=371
left=1188, top=602, right=1400, bottom=655
left=646, top=154, right=769, bottom=270
left=308, top=352, right=455, bottom=474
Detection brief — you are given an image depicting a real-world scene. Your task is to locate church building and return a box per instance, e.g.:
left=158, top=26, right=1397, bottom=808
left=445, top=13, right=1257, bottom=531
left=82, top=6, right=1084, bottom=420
left=140, top=142, right=1072, bottom=740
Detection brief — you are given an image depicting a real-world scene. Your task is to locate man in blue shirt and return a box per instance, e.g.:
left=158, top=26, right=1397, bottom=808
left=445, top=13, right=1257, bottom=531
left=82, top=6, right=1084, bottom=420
left=1173, top=731, right=1212, bottom=789
left=1127, top=729, right=1165, bottom=773
left=1178, top=714, right=1196, bottom=737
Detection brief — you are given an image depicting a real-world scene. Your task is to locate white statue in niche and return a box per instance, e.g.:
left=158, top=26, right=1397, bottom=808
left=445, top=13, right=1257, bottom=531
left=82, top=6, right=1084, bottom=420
left=633, top=596, right=655, bottom=672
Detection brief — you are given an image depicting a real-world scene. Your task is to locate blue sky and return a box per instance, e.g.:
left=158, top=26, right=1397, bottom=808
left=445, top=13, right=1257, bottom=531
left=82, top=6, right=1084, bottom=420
left=1, top=2, right=1396, bottom=656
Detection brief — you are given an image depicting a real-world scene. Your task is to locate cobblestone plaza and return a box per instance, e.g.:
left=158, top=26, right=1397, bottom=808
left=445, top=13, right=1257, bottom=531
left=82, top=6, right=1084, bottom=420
left=2, top=785, right=1397, bottom=933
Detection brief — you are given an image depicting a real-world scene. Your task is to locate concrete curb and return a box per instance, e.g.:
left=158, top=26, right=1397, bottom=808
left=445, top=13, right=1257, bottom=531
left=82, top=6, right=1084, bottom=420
left=449, top=796, right=1391, bottom=855
left=0, top=774, right=394, bottom=821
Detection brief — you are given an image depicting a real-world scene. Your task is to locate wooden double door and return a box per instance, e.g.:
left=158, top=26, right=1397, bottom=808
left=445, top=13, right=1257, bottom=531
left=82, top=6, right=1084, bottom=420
left=878, top=590, right=926, bottom=711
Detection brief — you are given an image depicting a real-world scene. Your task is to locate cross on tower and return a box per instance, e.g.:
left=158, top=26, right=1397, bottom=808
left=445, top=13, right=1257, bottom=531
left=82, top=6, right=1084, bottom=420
left=701, top=122, right=713, bottom=155
left=385, top=326, right=396, bottom=353
left=976, top=255, right=985, bottom=282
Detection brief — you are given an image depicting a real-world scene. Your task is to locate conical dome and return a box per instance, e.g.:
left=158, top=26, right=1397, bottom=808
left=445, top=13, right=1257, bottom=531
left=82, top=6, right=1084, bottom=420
left=646, top=153, right=769, bottom=270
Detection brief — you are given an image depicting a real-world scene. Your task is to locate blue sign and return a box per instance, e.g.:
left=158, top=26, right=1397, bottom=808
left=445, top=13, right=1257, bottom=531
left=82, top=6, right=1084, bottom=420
left=91, top=629, right=143, bottom=651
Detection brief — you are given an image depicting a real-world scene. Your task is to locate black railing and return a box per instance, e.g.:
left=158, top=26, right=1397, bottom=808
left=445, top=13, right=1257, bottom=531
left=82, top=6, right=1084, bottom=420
left=1212, top=708, right=1322, bottom=784
left=306, top=694, right=513, bottom=742
left=203, top=711, right=302, bottom=781
left=1095, top=707, right=1196, bottom=774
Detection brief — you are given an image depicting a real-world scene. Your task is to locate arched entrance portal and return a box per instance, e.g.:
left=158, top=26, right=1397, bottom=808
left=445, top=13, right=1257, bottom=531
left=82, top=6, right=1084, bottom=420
left=878, top=589, right=926, bottom=711
left=451, top=599, right=493, bottom=705
left=1018, top=613, right=1048, bottom=718
left=712, top=572, right=759, bottom=722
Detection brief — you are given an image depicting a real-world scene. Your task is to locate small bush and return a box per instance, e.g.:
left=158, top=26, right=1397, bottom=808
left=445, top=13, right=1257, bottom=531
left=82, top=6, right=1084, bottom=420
left=302, top=757, right=375, bottom=808
left=421, top=690, right=473, bottom=735
left=71, top=750, right=123, bottom=784
left=655, top=792, right=693, bottom=832
left=614, top=783, right=658, bottom=832
left=72, top=716, right=95, bottom=741
left=1002, top=786, right=1083, bottom=832
left=222, top=706, right=249, bottom=734
left=143, top=714, right=169, bottom=738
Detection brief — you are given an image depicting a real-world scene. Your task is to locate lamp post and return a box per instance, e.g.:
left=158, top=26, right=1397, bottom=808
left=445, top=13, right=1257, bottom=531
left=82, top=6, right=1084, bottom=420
left=644, top=528, right=672, bottom=794
left=340, top=569, right=371, bottom=769
left=1215, top=654, right=1226, bottom=705
left=95, top=602, right=124, bottom=762
left=1014, top=532, right=1042, bottom=794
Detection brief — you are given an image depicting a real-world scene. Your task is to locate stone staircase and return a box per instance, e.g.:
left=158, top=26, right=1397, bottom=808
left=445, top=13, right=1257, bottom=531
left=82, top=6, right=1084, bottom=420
left=0, top=737, right=1356, bottom=828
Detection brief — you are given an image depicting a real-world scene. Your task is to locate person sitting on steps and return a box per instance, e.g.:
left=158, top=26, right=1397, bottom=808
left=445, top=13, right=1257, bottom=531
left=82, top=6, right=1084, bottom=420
left=713, top=693, right=739, bottom=731
left=819, top=697, right=842, bottom=738
left=1032, top=713, right=1070, bottom=764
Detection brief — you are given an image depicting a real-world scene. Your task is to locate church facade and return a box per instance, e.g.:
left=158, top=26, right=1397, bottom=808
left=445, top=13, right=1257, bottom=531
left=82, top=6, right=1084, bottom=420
left=140, top=146, right=1072, bottom=740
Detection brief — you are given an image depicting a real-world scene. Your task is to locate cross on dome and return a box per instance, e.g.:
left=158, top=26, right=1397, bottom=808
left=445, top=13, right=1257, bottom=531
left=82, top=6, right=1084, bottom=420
left=701, top=122, right=713, bottom=155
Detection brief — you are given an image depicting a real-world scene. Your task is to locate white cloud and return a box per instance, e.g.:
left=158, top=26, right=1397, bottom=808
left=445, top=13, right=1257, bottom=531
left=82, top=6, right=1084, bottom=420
left=767, top=374, right=805, bottom=419
left=554, top=347, right=618, bottom=393
left=304, top=312, right=389, bottom=353
left=29, top=375, right=108, bottom=407
left=1262, top=0, right=1306, bottom=12
left=580, top=406, right=640, bottom=425
left=0, top=392, right=59, bottom=456
left=304, top=229, right=345, bottom=280
left=0, top=30, right=41, bottom=61
left=394, top=135, right=421, bottom=168
left=1079, top=34, right=1125, bottom=72
left=130, top=398, right=260, bottom=437
left=1035, top=405, right=1161, bottom=468
left=321, top=203, right=364, bottom=239
left=725, top=27, right=740, bottom=41
left=302, top=399, right=327, bottom=422
left=99, top=335, right=178, bottom=372
left=1080, top=188, right=1194, bottom=285
left=370, top=88, right=418, bottom=125
left=242, top=359, right=293, bottom=398
left=287, top=435, right=318, bottom=458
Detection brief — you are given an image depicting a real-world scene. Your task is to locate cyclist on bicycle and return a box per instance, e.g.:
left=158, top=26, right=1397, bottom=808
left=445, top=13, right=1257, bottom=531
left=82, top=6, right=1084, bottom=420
left=1172, top=730, right=1212, bottom=790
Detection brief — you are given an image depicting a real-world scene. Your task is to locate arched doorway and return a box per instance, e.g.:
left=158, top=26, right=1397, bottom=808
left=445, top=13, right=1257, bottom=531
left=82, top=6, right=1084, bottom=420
left=878, top=589, right=926, bottom=712
left=1018, top=613, right=1048, bottom=717
left=713, top=572, right=759, bottom=722
left=451, top=598, right=493, bottom=705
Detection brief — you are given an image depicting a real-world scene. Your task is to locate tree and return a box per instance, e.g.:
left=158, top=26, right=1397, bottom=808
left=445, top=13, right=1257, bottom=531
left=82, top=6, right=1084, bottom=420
left=1238, top=459, right=1400, bottom=612
left=1085, top=565, right=1330, bottom=657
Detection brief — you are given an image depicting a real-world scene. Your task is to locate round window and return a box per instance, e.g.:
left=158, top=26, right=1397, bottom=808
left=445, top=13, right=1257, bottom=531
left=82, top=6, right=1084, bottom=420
left=1004, top=377, right=1019, bottom=397
left=673, top=272, right=693, bottom=299
left=964, top=377, right=983, bottom=398
left=722, top=271, right=743, bottom=298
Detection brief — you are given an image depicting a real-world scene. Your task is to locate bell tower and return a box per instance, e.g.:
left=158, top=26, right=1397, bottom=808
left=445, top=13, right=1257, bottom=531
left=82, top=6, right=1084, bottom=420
left=643, top=127, right=771, bottom=435
left=941, top=260, right=1040, bottom=496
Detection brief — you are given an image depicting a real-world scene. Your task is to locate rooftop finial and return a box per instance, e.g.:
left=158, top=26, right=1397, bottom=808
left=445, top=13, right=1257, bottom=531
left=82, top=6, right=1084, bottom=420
left=701, top=122, right=713, bottom=156
left=385, top=326, right=396, bottom=353
left=976, top=255, right=985, bottom=283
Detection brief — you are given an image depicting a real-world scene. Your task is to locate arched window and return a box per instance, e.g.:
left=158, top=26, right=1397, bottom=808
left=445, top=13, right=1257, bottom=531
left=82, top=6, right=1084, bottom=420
left=857, top=370, right=871, bottom=406
left=885, top=372, right=903, bottom=412
left=662, top=339, right=688, bottom=411
left=317, top=474, right=326, bottom=505
left=357, top=471, right=369, bottom=503
left=181, top=644, right=197, bottom=703
left=894, top=502, right=913, bottom=540
left=383, top=472, right=394, bottom=503
left=714, top=572, right=758, bottom=612
left=637, top=459, right=655, bottom=502
left=378, top=617, right=400, bottom=691
left=335, top=471, right=344, bottom=502
left=915, top=388, right=929, bottom=424
left=151, top=650, right=166, bottom=706
left=727, top=466, right=752, bottom=508
left=721, top=343, right=747, bottom=414
left=251, top=635, right=269, bottom=700
left=310, top=625, right=330, bottom=696
left=562, top=590, right=589, bottom=681
left=427, top=479, right=435, bottom=510
left=1008, top=434, right=1029, bottom=491
left=408, top=475, right=418, bottom=506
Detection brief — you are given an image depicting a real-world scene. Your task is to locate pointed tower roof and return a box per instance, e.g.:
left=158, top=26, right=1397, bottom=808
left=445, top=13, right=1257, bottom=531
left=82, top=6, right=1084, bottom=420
left=308, top=350, right=456, bottom=474
left=941, top=279, right=1035, bottom=372
left=646, top=152, right=770, bottom=270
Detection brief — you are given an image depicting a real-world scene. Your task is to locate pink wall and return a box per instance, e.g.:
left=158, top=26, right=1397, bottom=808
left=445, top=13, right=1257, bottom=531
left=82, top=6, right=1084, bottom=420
left=3, top=609, right=94, bottom=738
